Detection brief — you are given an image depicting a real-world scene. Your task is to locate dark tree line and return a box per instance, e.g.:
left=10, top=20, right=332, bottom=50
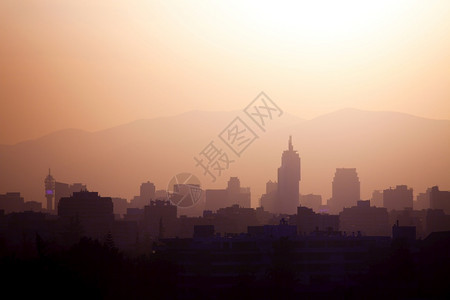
left=1, top=234, right=449, bottom=299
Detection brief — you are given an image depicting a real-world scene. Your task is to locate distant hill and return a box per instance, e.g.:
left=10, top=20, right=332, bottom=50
left=1, top=108, right=449, bottom=208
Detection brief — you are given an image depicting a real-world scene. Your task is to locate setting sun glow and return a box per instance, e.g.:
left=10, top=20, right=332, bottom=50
left=1, top=0, right=449, bottom=144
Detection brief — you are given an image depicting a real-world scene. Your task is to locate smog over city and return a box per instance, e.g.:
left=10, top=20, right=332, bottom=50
left=1, top=1, right=449, bottom=299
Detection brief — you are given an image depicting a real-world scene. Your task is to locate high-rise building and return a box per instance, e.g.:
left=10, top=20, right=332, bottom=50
left=111, top=197, right=129, bottom=218
left=339, top=200, right=390, bottom=236
left=54, top=182, right=87, bottom=211
left=23, top=201, right=42, bottom=212
left=327, top=168, right=360, bottom=214
left=383, top=185, right=413, bottom=211
left=266, top=180, right=278, bottom=194
left=227, top=177, right=251, bottom=208
left=0, top=192, right=42, bottom=213
left=299, top=194, right=322, bottom=213
left=227, top=177, right=240, bottom=195
left=144, top=200, right=177, bottom=238
left=297, top=206, right=339, bottom=234
left=54, top=182, right=70, bottom=210
left=214, top=204, right=260, bottom=235
left=70, top=183, right=87, bottom=194
left=131, top=181, right=156, bottom=209
left=0, top=192, right=24, bottom=214
left=155, top=189, right=168, bottom=199
left=140, top=181, right=156, bottom=205
left=430, top=186, right=450, bottom=214
left=205, top=177, right=251, bottom=211
left=425, top=209, right=450, bottom=237
left=58, top=190, right=114, bottom=240
left=276, top=136, right=301, bottom=214
left=388, top=208, right=425, bottom=239
left=392, top=220, right=416, bottom=245
left=371, top=190, right=383, bottom=207
left=44, top=169, right=55, bottom=211
left=259, top=180, right=278, bottom=212
left=415, top=188, right=431, bottom=210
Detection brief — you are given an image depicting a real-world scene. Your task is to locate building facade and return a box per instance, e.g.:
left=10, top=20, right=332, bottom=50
left=327, top=168, right=360, bottom=214
left=383, top=185, right=413, bottom=211
left=276, top=136, right=301, bottom=214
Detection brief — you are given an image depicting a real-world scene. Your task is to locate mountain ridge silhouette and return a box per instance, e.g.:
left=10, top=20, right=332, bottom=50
left=1, top=108, right=448, bottom=208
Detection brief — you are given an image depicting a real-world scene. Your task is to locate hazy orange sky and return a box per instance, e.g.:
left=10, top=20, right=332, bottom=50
left=1, top=0, right=449, bottom=145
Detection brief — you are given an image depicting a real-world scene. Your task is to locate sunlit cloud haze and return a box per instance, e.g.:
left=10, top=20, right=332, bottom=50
left=1, top=0, right=449, bottom=144
left=0, top=1, right=449, bottom=207
left=2, top=3, right=450, bottom=296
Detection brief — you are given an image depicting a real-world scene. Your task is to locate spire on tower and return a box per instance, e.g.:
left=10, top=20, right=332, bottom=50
left=288, top=135, right=293, bottom=151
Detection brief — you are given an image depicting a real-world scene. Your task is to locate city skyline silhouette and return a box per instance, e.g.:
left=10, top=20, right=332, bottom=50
left=0, top=108, right=448, bottom=209
left=1, top=1, right=449, bottom=298
left=1, top=115, right=449, bottom=299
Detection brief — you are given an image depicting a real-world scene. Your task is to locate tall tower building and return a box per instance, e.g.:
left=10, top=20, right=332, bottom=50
left=276, top=136, right=301, bottom=214
left=227, top=177, right=241, bottom=195
left=44, top=169, right=55, bottom=211
left=139, top=181, right=156, bottom=207
left=328, top=168, right=360, bottom=214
